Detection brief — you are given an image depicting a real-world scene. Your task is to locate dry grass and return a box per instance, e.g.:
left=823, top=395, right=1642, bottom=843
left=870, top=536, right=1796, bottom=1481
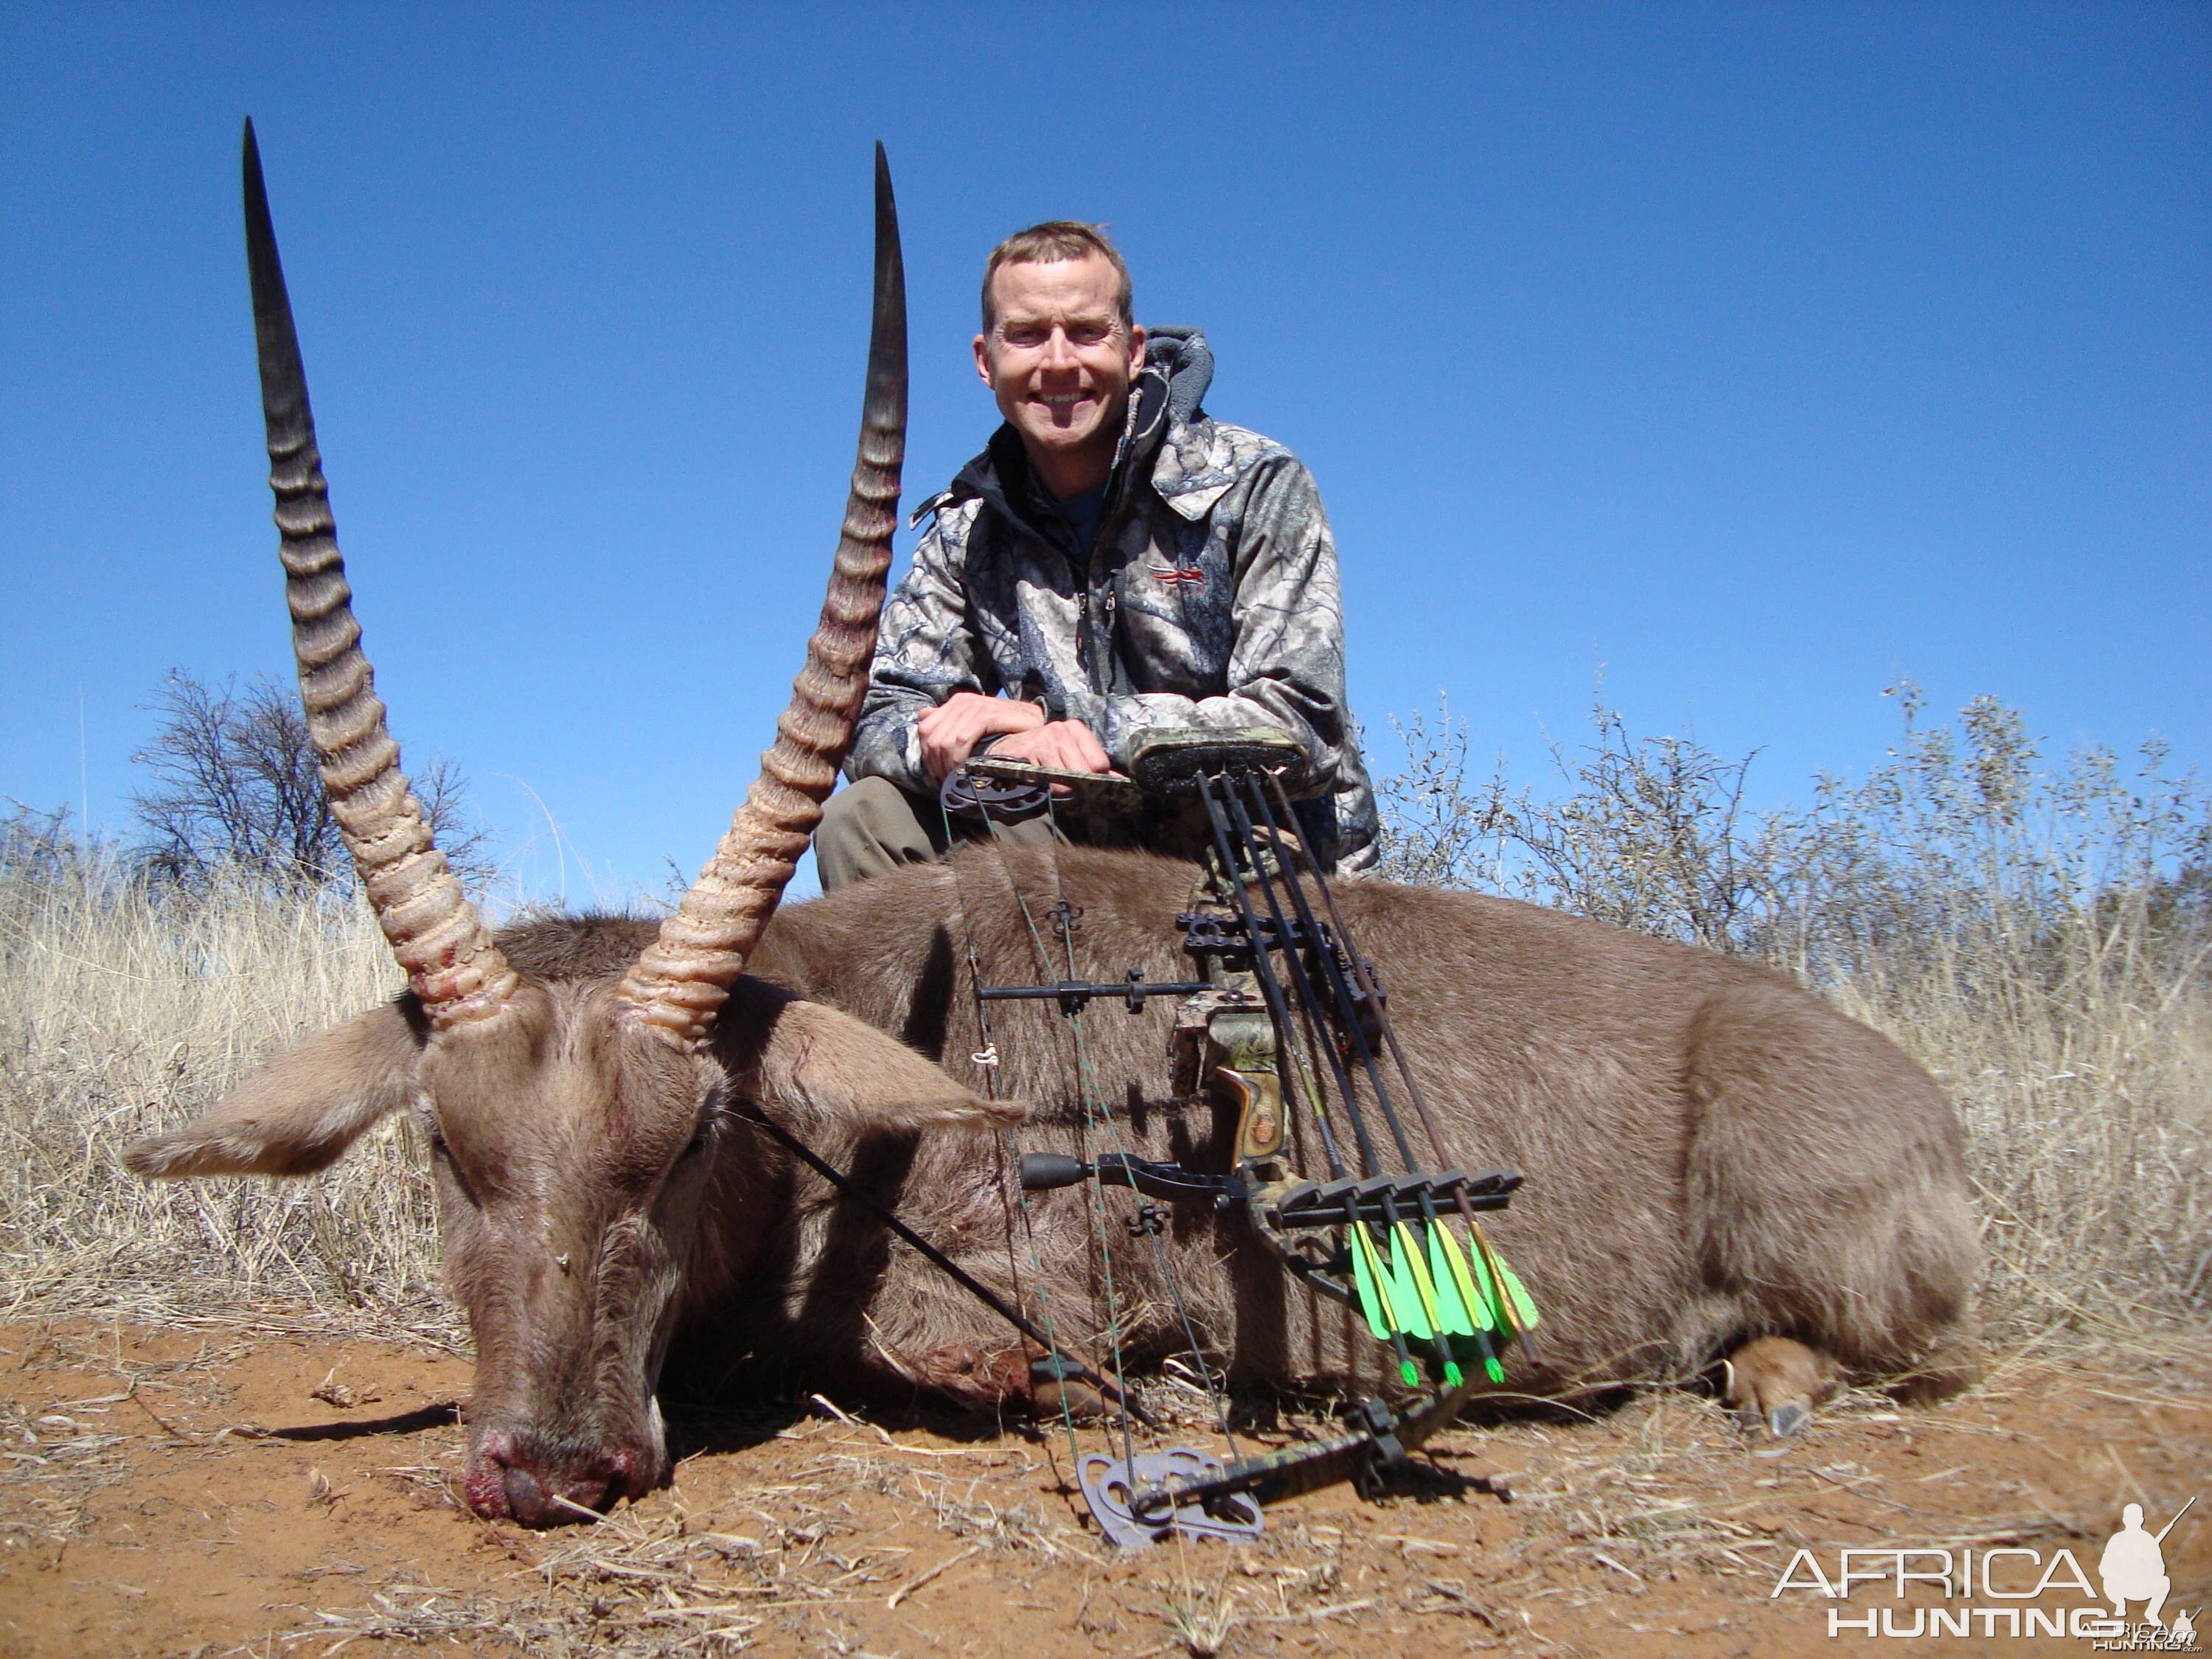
left=267, top=1406, right=1099, bottom=1658
left=1829, top=926, right=2212, bottom=1346
left=2, top=1311, right=2203, bottom=1655
left=0, top=839, right=446, bottom=1334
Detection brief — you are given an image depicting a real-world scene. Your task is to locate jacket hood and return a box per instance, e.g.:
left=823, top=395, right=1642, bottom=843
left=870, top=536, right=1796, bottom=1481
left=1131, top=325, right=1214, bottom=440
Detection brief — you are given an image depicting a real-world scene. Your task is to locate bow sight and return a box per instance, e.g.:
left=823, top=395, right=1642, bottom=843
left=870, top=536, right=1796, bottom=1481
left=945, top=728, right=1543, bottom=1548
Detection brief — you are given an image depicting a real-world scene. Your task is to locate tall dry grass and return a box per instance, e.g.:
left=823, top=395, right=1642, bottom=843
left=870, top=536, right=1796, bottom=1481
left=1825, top=939, right=2211, bottom=1346
left=0, top=815, right=442, bottom=1328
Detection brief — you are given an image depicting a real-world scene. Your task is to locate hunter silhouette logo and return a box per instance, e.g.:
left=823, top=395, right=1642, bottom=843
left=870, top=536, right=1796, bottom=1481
left=2101, top=1497, right=2194, bottom=1628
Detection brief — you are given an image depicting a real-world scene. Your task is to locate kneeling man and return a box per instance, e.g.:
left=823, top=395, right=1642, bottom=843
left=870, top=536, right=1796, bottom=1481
left=818, top=220, right=1377, bottom=888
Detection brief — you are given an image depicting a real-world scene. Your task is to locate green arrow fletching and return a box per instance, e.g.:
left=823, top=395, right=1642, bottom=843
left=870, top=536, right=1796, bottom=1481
left=1499, top=1258, right=1540, bottom=1329
left=1466, top=1226, right=1540, bottom=1333
left=1427, top=1224, right=1478, bottom=1335
left=1348, top=1224, right=1397, bottom=1341
left=1432, top=1222, right=1492, bottom=1332
left=1385, top=1224, right=1438, bottom=1340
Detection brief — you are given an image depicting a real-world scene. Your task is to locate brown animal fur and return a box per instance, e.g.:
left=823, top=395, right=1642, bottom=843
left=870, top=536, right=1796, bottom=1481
left=128, top=841, right=1980, bottom=1523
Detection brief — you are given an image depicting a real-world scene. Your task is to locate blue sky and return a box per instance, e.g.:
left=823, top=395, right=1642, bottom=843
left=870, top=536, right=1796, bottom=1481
left=4, top=4, right=2206, bottom=903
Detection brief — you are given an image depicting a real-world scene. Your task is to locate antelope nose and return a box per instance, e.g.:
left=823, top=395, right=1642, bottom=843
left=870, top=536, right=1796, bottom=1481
left=521, top=1454, right=647, bottom=1526
left=503, top=1462, right=554, bottom=1526
left=466, top=1435, right=574, bottom=1528
left=606, top=1441, right=650, bottom=1495
left=567, top=1442, right=655, bottom=1514
left=462, top=1430, right=521, bottom=1522
left=466, top=1433, right=655, bottom=1526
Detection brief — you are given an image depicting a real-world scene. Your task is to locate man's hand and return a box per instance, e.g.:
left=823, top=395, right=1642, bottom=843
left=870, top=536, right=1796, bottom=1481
left=917, top=692, right=1048, bottom=782
left=987, top=718, right=1116, bottom=777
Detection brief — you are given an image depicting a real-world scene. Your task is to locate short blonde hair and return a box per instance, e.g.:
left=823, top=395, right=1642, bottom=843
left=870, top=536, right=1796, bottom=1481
left=980, top=221, right=1134, bottom=334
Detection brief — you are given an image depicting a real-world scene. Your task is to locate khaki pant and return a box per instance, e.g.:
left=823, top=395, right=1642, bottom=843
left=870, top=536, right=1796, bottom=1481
left=814, top=776, right=1064, bottom=892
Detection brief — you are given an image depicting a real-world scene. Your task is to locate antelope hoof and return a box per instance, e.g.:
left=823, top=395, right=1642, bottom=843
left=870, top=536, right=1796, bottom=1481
left=1722, top=1336, right=1839, bottom=1439
left=1030, top=1375, right=1107, bottom=1422
left=1026, top=1349, right=1108, bottom=1422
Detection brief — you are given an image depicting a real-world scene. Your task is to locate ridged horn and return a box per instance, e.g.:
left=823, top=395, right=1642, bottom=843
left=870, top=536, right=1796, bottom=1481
left=616, top=145, right=907, bottom=1048
left=243, top=119, right=516, bottom=1029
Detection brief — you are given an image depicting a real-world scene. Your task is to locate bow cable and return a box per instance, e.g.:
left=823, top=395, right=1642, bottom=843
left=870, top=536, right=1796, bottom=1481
left=972, top=801, right=1144, bottom=1484
left=1033, top=790, right=1243, bottom=1458
left=731, top=1107, right=1150, bottom=1423
left=932, top=792, right=1138, bottom=1485
left=970, top=791, right=1249, bottom=1494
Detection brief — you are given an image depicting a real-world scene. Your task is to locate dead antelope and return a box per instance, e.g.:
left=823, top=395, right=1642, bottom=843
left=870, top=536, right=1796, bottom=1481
left=129, top=126, right=1980, bottom=1528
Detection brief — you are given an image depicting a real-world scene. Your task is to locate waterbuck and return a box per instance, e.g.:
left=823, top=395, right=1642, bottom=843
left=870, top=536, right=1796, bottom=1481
left=127, top=127, right=1980, bottom=1528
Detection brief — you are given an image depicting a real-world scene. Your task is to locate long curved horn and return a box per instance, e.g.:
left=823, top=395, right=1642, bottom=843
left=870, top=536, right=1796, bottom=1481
left=616, top=146, right=906, bottom=1048
left=243, top=119, right=516, bottom=1029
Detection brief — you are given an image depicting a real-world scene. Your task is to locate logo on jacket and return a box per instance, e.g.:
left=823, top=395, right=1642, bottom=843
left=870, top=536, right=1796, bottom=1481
left=1147, top=562, right=1205, bottom=590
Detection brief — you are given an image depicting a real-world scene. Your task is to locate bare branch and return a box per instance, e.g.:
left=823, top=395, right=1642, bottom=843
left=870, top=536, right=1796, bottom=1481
left=128, top=669, right=494, bottom=894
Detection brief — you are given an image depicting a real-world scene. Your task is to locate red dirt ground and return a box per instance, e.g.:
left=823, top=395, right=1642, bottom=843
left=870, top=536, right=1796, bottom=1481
left=0, top=1317, right=2202, bottom=1657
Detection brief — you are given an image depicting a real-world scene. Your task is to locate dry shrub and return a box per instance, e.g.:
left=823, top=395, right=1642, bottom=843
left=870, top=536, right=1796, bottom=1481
left=0, top=808, right=441, bottom=1326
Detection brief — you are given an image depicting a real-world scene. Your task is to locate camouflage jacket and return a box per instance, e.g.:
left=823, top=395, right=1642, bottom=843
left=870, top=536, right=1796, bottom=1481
left=846, top=328, right=1380, bottom=873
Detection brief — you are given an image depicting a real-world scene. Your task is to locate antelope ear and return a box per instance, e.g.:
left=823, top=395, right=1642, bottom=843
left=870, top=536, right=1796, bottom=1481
left=723, top=984, right=1021, bottom=1133
left=125, top=1001, right=428, bottom=1178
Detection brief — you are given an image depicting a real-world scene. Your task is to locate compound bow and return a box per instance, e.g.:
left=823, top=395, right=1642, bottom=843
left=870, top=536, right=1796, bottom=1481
left=933, top=728, right=1543, bottom=1548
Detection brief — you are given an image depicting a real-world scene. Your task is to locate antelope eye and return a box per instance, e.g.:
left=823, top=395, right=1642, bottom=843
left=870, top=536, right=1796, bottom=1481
left=678, top=1124, right=712, bottom=1161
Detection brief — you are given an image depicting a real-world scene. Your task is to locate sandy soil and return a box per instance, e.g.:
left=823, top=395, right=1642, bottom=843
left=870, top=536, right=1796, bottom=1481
left=0, top=1316, right=2202, bottom=1658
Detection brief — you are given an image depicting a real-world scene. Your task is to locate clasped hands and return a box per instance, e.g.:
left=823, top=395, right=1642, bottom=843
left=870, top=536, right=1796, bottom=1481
left=918, top=692, right=1119, bottom=787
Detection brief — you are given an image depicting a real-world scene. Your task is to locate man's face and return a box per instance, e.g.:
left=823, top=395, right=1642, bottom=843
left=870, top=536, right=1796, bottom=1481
left=975, top=254, right=1146, bottom=490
